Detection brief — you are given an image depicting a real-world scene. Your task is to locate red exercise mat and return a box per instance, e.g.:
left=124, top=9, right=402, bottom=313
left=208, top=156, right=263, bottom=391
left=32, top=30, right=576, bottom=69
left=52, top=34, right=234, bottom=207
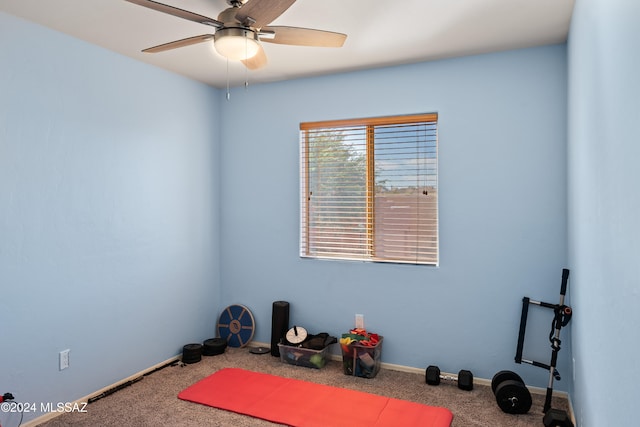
left=178, top=368, right=453, bottom=427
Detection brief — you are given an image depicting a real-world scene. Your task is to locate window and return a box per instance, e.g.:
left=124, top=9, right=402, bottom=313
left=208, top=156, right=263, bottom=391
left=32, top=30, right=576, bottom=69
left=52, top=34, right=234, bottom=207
left=300, top=113, right=438, bottom=265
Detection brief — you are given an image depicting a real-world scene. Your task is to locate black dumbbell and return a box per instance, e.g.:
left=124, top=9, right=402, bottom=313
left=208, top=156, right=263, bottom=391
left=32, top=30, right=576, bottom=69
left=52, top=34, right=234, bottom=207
left=425, top=365, right=473, bottom=391
left=491, top=370, right=532, bottom=414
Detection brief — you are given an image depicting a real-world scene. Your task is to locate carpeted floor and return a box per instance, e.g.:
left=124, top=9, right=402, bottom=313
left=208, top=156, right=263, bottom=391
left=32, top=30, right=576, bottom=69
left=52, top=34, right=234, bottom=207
left=36, top=346, right=571, bottom=427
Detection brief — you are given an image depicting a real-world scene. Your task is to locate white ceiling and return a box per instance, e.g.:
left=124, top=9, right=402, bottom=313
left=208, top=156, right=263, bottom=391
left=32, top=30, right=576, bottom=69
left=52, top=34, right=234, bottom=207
left=0, top=0, right=575, bottom=89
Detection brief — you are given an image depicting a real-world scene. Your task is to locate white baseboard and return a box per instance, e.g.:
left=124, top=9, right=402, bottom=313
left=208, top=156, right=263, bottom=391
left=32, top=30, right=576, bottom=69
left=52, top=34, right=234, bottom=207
left=21, top=355, right=180, bottom=427
left=22, top=344, right=577, bottom=427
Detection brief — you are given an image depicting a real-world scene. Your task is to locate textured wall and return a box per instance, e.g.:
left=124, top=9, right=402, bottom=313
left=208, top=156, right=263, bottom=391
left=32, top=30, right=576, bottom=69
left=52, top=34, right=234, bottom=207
left=568, top=0, right=640, bottom=425
left=0, top=12, right=221, bottom=424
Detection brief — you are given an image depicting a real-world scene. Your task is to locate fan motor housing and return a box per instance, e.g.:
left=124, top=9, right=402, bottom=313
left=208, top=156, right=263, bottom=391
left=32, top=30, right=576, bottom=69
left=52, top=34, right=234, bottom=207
left=214, top=27, right=258, bottom=43
left=227, top=0, right=249, bottom=7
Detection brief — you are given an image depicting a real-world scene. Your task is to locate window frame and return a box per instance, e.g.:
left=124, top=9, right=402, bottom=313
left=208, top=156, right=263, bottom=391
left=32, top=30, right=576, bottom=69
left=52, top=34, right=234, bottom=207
left=299, top=113, right=439, bottom=266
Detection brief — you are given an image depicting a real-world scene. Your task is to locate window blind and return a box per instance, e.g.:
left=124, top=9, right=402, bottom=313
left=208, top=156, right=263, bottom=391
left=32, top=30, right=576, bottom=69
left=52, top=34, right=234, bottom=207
left=300, top=113, right=438, bottom=265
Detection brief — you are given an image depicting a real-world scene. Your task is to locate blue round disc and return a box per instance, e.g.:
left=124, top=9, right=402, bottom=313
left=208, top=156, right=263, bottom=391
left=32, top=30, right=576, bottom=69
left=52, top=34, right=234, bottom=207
left=217, top=304, right=255, bottom=348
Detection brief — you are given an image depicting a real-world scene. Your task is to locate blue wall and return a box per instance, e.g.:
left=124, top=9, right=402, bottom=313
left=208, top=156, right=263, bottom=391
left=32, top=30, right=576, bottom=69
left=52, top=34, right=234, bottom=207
left=220, top=45, right=569, bottom=387
left=1, top=8, right=575, bottom=425
left=568, top=0, right=640, bottom=425
left=0, top=12, right=221, bottom=424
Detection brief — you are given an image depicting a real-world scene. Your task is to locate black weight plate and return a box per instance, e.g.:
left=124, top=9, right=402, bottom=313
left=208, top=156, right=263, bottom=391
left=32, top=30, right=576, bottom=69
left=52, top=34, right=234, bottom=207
left=249, top=346, right=270, bottom=354
left=182, top=343, right=203, bottom=364
left=491, top=370, right=524, bottom=394
left=202, top=338, right=227, bottom=356
left=495, top=380, right=532, bottom=414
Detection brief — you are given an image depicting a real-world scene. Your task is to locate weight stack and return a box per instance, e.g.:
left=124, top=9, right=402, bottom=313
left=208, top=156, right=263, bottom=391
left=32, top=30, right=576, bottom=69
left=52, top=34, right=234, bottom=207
left=202, top=338, right=227, bottom=356
left=182, top=343, right=203, bottom=364
left=270, top=301, right=289, bottom=357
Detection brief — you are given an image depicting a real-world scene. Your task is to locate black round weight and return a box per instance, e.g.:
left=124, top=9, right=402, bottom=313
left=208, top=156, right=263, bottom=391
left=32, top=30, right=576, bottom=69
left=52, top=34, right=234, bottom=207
left=495, top=379, right=532, bottom=414
left=182, top=343, right=203, bottom=364
left=425, top=365, right=441, bottom=385
left=202, top=338, right=227, bottom=356
left=491, top=370, right=524, bottom=394
left=457, top=369, right=474, bottom=391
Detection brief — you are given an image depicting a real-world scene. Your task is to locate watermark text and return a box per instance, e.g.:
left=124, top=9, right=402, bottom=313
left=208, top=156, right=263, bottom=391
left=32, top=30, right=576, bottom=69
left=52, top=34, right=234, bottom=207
left=1, top=401, right=88, bottom=413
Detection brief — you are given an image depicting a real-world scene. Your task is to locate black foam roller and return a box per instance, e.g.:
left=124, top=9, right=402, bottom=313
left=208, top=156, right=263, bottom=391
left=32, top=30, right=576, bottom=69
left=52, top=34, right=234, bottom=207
left=271, top=301, right=289, bottom=357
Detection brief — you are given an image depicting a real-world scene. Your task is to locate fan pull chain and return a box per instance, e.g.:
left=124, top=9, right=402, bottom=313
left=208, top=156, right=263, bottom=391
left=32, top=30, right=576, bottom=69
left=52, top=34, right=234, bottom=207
left=226, top=58, right=230, bottom=101
left=244, top=37, right=249, bottom=91
left=245, top=60, right=248, bottom=90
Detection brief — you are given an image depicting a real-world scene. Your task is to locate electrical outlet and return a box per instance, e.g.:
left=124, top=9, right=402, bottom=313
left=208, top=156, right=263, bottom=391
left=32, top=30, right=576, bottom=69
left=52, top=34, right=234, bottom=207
left=355, top=314, right=364, bottom=329
left=59, top=349, right=70, bottom=370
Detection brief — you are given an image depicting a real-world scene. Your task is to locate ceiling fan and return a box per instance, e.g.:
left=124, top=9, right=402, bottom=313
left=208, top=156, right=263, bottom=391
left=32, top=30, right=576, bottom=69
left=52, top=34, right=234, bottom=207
left=125, top=0, right=347, bottom=69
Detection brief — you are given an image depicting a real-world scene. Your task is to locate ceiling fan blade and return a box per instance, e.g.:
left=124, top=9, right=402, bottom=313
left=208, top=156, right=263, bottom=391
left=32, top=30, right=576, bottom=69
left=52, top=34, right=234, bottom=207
left=142, top=34, right=214, bottom=53
left=241, top=44, right=268, bottom=70
left=261, top=26, right=346, bottom=47
left=125, top=0, right=223, bottom=28
left=235, top=0, right=296, bottom=28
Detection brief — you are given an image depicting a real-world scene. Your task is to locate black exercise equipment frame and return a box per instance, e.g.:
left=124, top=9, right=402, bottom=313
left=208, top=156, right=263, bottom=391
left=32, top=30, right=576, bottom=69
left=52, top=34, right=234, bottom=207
left=515, top=268, right=572, bottom=414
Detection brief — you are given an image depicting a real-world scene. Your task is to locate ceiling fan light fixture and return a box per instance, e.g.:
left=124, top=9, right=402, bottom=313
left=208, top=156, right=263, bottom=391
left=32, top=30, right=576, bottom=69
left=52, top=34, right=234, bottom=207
left=214, top=27, right=260, bottom=61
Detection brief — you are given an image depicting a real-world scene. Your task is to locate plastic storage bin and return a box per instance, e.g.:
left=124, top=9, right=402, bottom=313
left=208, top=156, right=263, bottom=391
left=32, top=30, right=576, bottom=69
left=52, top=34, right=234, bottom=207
left=278, top=343, right=330, bottom=369
left=341, top=336, right=383, bottom=378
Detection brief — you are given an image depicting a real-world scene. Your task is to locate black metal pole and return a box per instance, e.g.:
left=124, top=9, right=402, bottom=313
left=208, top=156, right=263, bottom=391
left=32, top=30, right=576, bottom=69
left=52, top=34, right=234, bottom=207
left=515, top=297, right=530, bottom=364
left=543, top=268, right=570, bottom=413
